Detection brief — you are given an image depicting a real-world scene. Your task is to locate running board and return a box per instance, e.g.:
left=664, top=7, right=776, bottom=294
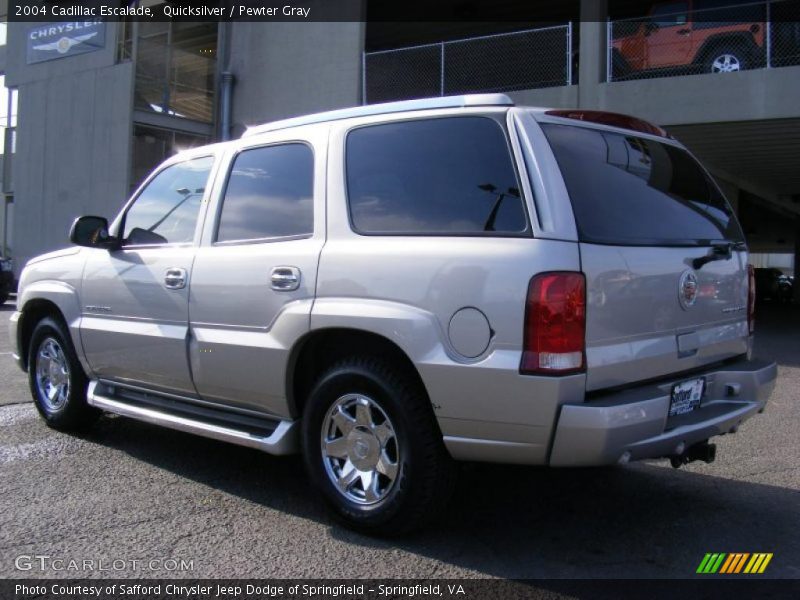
left=86, top=381, right=299, bottom=455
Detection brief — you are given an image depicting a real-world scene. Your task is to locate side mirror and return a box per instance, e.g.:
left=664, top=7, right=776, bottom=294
left=69, top=216, right=117, bottom=249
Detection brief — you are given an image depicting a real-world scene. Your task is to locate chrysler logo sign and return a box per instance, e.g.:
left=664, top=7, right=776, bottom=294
left=27, top=21, right=106, bottom=65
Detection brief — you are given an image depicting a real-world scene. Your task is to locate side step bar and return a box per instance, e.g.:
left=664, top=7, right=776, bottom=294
left=87, top=381, right=299, bottom=455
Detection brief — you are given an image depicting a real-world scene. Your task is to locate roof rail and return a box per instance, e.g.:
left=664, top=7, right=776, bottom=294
left=242, top=94, right=514, bottom=138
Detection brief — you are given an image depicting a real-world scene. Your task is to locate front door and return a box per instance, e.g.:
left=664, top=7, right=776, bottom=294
left=80, top=154, right=216, bottom=395
left=645, top=1, right=694, bottom=68
left=189, top=131, right=326, bottom=417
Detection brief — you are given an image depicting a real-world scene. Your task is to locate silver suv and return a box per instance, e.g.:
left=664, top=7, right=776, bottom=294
left=10, top=95, right=776, bottom=534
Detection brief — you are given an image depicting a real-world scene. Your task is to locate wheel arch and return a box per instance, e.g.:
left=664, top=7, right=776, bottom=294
left=17, top=282, right=82, bottom=372
left=286, top=327, right=431, bottom=420
left=693, top=32, right=759, bottom=65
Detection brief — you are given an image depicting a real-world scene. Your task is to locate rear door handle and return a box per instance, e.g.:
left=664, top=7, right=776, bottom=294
left=164, top=267, right=188, bottom=290
left=677, top=28, right=691, bottom=35
left=270, top=266, right=301, bottom=291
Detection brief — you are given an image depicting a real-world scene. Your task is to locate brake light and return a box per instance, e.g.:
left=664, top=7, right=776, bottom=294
left=521, top=272, right=586, bottom=375
left=747, top=264, right=756, bottom=334
left=545, top=109, right=669, bottom=138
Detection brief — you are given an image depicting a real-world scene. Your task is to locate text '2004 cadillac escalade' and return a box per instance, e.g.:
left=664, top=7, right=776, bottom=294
left=10, top=95, right=777, bottom=534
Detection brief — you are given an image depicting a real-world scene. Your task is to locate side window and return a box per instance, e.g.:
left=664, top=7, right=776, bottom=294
left=346, top=117, right=528, bottom=235
left=216, top=143, right=314, bottom=243
left=122, top=156, right=214, bottom=246
left=650, top=2, right=689, bottom=26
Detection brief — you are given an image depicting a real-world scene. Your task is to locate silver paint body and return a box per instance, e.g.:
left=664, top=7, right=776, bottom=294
left=10, top=96, right=776, bottom=465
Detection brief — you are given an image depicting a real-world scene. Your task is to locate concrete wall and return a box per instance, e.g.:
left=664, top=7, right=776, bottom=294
left=5, top=22, right=133, bottom=272
left=225, top=21, right=364, bottom=136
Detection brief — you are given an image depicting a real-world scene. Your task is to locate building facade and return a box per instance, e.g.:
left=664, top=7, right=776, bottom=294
left=2, top=0, right=800, bottom=282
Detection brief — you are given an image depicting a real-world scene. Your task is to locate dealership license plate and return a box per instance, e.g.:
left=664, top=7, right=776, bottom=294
left=669, top=377, right=705, bottom=417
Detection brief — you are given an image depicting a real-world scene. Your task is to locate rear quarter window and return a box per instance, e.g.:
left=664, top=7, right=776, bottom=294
left=345, top=116, right=529, bottom=236
left=541, top=123, right=744, bottom=246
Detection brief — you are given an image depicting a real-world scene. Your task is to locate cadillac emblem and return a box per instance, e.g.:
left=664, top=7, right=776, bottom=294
left=678, top=269, right=699, bottom=309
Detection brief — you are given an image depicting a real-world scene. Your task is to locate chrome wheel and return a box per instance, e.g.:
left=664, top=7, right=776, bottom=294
left=711, top=53, right=742, bottom=73
left=321, top=393, right=400, bottom=505
left=35, top=337, right=70, bottom=412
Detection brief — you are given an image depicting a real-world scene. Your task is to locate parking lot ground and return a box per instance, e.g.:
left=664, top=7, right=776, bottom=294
left=0, top=298, right=798, bottom=579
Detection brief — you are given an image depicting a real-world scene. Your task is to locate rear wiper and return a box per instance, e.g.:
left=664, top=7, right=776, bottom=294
left=692, top=241, right=745, bottom=270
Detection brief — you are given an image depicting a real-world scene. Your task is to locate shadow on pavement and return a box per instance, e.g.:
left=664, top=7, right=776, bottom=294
left=82, top=414, right=800, bottom=579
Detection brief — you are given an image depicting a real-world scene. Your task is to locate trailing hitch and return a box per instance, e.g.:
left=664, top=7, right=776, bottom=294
left=670, top=441, right=716, bottom=469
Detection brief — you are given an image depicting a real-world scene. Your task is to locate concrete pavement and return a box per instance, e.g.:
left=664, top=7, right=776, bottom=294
left=0, top=299, right=798, bottom=579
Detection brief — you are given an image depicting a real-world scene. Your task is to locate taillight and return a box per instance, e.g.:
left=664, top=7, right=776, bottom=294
left=747, top=264, right=756, bottom=335
left=521, top=272, right=586, bottom=375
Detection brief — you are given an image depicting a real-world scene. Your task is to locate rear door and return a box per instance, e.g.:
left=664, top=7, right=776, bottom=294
left=188, top=126, right=326, bottom=418
left=539, top=120, right=749, bottom=391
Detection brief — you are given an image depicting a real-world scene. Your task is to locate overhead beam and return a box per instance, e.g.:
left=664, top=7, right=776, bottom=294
left=706, top=165, right=800, bottom=219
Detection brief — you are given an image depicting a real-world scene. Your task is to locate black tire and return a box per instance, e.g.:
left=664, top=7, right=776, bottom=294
left=705, top=44, right=749, bottom=73
left=301, top=356, right=457, bottom=535
left=27, top=316, right=97, bottom=431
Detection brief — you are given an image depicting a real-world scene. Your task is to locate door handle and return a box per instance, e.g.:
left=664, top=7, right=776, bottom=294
left=270, top=266, right=301, bottom=291
left=164, top=267, right=188, bottom=290
left=677, top=28, right=691, bottom=36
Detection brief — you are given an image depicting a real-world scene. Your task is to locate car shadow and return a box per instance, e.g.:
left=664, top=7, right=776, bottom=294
left=82, top=415, right=800, bottom=579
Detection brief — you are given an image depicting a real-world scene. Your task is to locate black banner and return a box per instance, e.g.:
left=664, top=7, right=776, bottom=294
left=3, top=579, right=800, bottom=600
left=8, top=0, right=800, bottom=23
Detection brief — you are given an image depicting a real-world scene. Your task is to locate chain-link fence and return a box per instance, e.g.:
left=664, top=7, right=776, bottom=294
left=363, top=25, right=573, bottom=105
left=608, top=0, right=800, bottom=82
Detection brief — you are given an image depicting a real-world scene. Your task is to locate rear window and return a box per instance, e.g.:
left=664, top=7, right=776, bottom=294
left=542, top=123, right=744, bottom=246
left=346, top=116, right=529, bottom=235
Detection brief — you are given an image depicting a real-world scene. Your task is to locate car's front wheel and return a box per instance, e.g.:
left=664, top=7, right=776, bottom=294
left=302, top=356, right=456, bottom=535
left=28, top=317, right=97, bottom=431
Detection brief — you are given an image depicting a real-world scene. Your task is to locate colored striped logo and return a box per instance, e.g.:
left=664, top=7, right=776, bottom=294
left=696, top=553, right=773, bottom=574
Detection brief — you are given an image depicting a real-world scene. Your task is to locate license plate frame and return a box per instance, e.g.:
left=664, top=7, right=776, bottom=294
left=669, top=377, right=706, bottom=417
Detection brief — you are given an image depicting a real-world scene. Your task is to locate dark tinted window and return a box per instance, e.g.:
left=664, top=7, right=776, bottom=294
left=217, top=144, right=314, bottom=243
left=542, top=123, right=744, bottom=246
left=123, top=156, right=214, bottom=246
left=346, top=117, right=528, bottom=235
left=650, top=2, right=688, bottom=26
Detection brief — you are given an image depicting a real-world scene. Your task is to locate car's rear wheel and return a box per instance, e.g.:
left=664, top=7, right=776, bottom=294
left=28, top=317, right=97, bottom=431
left=301, top=356, right=456, bottom=535
left=707, top=46, right=748, bottom=73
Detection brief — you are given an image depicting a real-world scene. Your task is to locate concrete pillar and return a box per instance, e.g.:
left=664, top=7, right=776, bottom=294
left=578, top=0, right=608, bottom=107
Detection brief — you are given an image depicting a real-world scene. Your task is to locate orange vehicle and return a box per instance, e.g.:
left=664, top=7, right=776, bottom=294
left=612, top=0, right=766, bottom=76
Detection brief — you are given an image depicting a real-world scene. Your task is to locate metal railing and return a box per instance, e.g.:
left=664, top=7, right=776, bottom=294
left=363, top=24, right=573, bottom=105
left=607, top=0, right=800, bottom=82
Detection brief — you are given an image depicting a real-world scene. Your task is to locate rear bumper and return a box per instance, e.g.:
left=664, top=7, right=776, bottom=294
left=549, top=357, right=777, bottom=466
